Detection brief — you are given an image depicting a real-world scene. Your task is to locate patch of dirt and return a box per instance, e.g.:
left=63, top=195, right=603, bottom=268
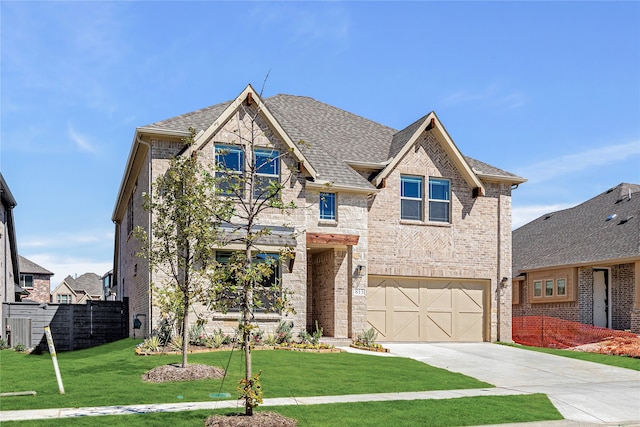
left=204, top=412, right=297, bottom=427
left=571, top=336, right=640, bottom=358
left=142, top=363, right=225, bottom=383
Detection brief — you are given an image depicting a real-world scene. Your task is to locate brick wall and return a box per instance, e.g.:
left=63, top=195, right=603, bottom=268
left=26, top=274, right=51, bottom=303
left=515, top=264, right=638, bottom=333
left=611, top=263, right=634, bottom=330
left=367, top=131, right=513, bottom=341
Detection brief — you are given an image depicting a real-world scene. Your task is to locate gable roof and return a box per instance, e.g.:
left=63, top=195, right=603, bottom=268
left=513, top=183, right=640, bottom=273
left=371, top=112, right=486, bottom=194
left=57, top=273, right=103, bottom=296
left=51, top=280, right=77, bottom=297
left=115, top=85, right=524, bottom=219
left=19, top=255, right=54, bottom=276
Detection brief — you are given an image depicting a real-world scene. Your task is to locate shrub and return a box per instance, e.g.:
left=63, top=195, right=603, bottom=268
left=356, top=327, right=379, bottom=347
left=188, top=323, right=206, bottom=346
left=14, top=343, right=27, bottom=353
left=264, top=333, right=278, bottom=346
left=169, top=335, right=183, bottom=352
left=298, top=321, right=324, bottom=345
left=139, top=336, right=161, bottom=352
left=275, top=320, right=293, bottom=344
left=0, top=339, right=9, bottom=350
left=206, top=329, right=228, bottom=349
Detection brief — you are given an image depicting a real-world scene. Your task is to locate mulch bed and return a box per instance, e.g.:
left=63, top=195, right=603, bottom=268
left=205, top=412, right=297, bottom=427
left=142, top=363, right=225, bottom=383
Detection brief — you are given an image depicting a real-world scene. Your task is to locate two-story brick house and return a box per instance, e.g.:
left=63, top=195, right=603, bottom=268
left=18, top=256, right=54, bottom=303
left=112, top=85, right=525, bottom=342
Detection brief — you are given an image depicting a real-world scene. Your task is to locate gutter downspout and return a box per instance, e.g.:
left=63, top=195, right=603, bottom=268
left=137, top=135, right=153, bottom=338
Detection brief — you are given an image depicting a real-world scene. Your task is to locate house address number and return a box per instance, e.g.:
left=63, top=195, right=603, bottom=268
left=353, top=288, right=366, bottom=296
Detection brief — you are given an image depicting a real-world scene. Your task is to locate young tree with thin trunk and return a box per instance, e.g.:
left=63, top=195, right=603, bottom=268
left=135, top=129, right=232, bottom=368
left=207, top=93, right=297, bottom=416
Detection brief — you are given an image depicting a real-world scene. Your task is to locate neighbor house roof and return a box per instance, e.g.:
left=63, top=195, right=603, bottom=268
left=18, top=255, right=54, bottom=276
left=513, top=183, right=640, bottom=273
left=57, top=273, right=103, bottom=297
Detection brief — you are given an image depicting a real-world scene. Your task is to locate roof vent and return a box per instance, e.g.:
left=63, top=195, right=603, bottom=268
left=619, top=215, right=634, bottom=225
left=606, top=214, right=617, bottom=221
left=543, top=214, right=554, bottom=220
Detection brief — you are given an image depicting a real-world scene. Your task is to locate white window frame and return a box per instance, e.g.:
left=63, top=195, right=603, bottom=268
left=428, top=178, right=451, bottom=223
left=319, top=192, right=336, bottom=221
left=401, top=175, right=423, bottom=221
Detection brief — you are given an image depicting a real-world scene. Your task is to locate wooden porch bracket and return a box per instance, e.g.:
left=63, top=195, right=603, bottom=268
left=306, top=233, right=360, bottom=246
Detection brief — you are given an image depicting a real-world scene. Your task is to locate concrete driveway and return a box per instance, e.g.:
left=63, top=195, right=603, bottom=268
left=384, top=343, right=640, bottom=425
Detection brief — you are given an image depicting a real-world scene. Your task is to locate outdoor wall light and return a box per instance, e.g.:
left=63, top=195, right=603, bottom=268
left=356, top=265, right=366, bottom=276
left=500, top=277, right=509, bottom=287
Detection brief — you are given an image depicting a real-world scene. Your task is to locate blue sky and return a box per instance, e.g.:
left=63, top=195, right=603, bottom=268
left=2, top=1, right=639, bottom=288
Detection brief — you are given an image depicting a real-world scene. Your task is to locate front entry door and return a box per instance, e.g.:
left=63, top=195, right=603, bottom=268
left=593, top=269, right=608, bottom=328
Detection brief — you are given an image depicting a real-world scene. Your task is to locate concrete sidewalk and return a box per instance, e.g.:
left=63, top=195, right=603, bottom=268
left=0, top=387, right=529, bottom=422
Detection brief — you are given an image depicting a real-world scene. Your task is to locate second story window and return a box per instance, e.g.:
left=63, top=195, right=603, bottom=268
left=57, top=294, right=72, bottom=304
left=320, top=192, right=336, bottom=220
left=428, top=178, right=450, bottom=222
left=20, top=274, right=34, bottom=289
left=215, top=145, right=244, bottom=197
left=401, top=175, right=423, bottom=221
left=254, top=149, right=280, bottom=199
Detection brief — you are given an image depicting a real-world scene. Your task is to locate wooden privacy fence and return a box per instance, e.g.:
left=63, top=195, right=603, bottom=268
left=2, top=299, right=128, bottom=351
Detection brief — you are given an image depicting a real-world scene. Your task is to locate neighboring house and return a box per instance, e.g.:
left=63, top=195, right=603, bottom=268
left=102, top=269, right=116, bottom=301
left=112, top=85, right=525, bottom=342
left=512, top=183, right=640, bottom=334
left=18, top=255, right=54, bottom=303
left=1, top=173, right=26, bottom=338
left=51, top=273, right=103, bottom=304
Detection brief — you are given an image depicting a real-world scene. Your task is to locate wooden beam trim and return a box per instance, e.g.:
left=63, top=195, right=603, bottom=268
left=306, top=233, right=360, bottom=246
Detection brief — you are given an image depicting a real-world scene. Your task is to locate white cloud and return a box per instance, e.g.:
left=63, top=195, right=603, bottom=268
left=68, top=124, right=98, bottom=154
left=516, top=141, right=640, bottom=184
left=22, top=253, right=112, bottom=292
left=20, top=231, right=113, bottom=249
left=512, top=203, right=575, bottom=229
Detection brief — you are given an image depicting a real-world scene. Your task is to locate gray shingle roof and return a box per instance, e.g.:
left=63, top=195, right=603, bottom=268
left=143, top=92, right=521, bottom=190
left=64, top=273, right=102, bottom=296
left=18, top=255, right=53, bottom=275
left=513, top=183, right=640, bottom=273
left=465, top=157, right=524, bottom=181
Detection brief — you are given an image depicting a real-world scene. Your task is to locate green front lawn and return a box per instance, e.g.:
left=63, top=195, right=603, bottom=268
left=0, top=394, right=562, bottom=426
left=0, top=339, right=490, bottom=411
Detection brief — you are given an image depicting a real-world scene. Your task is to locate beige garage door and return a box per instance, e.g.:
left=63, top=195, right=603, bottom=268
left=367, top=277, right=487, bottom=342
